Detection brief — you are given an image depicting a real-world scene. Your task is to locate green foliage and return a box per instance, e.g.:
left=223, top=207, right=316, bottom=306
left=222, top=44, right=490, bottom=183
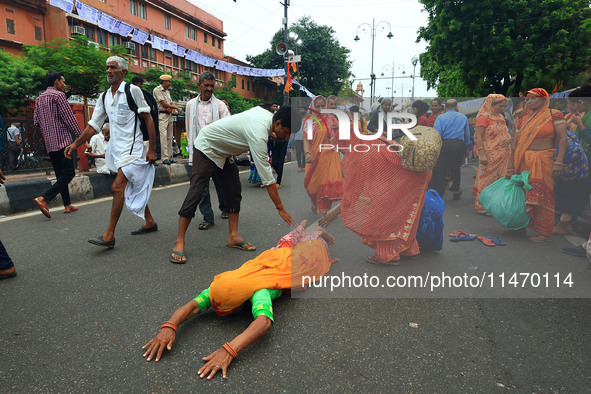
left=247, top=16, right=352, bottom=97
left=23, top=35, right=127, bottom=98
left=131, top=66, right=199, bottom=102
left=0, top=51, right=45, bottom=115
left=214, top=82, right=260, bottom=114
left=416, top=0, right=591, bottom=96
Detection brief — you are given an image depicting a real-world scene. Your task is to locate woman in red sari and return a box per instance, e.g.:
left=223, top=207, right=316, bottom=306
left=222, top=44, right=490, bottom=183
left=303, top=96, right=343, bottom=215
left=506, top=88, right=567, bottom=242
left=472, top=94, right=512, bottom=213
left=321, top=130, right=431, bottom=265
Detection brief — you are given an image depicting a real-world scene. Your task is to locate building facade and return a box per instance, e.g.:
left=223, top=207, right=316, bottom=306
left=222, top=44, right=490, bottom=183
left=1, top=0, right=277, bottom=99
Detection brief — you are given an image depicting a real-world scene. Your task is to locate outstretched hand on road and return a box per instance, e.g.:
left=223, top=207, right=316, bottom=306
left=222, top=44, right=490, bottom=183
left=142, top=327, right=176, bottom=362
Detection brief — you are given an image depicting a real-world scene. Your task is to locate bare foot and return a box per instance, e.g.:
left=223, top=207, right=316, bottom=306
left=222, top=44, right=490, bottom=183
left=318, top=227, right=336, bottom=247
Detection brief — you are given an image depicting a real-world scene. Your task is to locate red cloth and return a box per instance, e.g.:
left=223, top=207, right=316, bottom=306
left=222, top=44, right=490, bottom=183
left=340, top=133, right=431, bottom=262
left=34, top=87, right=81, bottom=153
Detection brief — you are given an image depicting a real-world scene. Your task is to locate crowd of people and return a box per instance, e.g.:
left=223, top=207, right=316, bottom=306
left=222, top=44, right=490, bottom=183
left=3, top=55, right=591, bottom=378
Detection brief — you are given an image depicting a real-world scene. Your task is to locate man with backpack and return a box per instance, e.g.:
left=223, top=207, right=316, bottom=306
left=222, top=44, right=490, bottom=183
left=64, top=56, right=158, bottom=248
left=132, top=76, right=161, bottom=161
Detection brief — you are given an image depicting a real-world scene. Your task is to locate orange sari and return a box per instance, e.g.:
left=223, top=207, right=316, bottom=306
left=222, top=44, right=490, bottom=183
left=304, top=96, right=343, bottom=214
left=340, top=133, right=431, bottom=263
left=513, top=89, right=563, bottom=236
left=209, top=226, right=334, bottom=315
left=473, top=94, right=512, bottom=213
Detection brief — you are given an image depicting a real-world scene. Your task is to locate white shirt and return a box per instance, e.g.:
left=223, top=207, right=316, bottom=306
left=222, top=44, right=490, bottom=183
left=195, top=106, right=275, bottom=186
left=88, top=82, right=150, bottom=171
left=185, top=94, right=230, bottom=162
left=89, top=132, right=110, bottom=174
left=7, top=125, right=20, bottom=142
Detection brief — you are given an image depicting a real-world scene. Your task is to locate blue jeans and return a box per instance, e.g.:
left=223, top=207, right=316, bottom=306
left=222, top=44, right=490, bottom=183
left=0, top=240, right=14, bottom=270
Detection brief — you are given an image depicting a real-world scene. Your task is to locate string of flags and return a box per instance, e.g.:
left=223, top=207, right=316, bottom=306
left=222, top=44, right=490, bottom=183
left=49, top=0, right=286, bottom=78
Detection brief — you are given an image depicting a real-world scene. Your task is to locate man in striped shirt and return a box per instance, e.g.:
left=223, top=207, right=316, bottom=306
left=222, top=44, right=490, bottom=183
left=32, top=71, right=82, bottom=218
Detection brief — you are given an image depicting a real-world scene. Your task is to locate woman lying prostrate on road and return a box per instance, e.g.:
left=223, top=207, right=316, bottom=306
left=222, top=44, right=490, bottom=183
left=142, top=220, right=337, bottom=380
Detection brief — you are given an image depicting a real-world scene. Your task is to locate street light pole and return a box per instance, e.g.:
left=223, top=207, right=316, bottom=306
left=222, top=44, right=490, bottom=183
left=354, top=19, right=393, bottom=106
left=411, top=55, right=418, bottom=102
left=281, top=0, right=289, bottom=106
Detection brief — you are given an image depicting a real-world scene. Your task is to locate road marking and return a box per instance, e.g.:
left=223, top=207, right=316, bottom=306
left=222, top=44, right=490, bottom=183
left=0, top=167, right=262, bottom=223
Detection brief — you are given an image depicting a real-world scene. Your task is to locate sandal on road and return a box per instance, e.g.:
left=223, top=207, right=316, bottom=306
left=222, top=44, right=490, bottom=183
left=365, top=256, right=400, bottom=266
left=477, top=236, right=496, bottom=247
left=170, top=250, right=187, bottom=264
left=449, top=233, right=477, bottom=242
left=226, top=241, right=256, bottom=251
left=198, top=221, right=214, bottom=230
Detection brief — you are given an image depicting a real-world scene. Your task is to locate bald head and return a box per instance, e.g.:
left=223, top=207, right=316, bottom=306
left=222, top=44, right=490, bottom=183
left=445, top=99, right=458, bottom=109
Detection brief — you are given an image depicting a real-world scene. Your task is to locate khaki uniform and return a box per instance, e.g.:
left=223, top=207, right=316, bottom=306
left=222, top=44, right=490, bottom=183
left=153, top=84, right=174, bottom=161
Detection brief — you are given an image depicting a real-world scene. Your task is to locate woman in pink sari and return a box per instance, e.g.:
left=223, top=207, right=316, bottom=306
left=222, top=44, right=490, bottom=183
left=303, top=96, right=343, bottom=215
left=472, top=94, right=512, bottom=213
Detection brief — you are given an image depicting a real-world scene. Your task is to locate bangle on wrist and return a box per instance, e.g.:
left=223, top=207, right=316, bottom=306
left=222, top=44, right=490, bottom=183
left=223, top=342, right=238, bottom=358
left=160, top=321, right=178, bottom=332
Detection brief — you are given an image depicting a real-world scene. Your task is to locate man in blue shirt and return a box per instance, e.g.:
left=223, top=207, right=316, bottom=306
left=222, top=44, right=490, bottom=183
left=431, top=99, right=470, bottom=199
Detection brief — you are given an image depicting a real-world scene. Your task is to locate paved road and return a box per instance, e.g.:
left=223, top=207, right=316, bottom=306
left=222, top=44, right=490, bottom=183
left=1, top=162, right=590, bottom=392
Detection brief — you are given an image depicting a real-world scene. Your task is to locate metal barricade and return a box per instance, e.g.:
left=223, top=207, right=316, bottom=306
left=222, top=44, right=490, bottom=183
left=1, top=118, right=52, bottom=174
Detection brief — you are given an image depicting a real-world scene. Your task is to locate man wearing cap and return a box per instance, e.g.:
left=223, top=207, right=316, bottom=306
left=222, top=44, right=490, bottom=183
left=153, top=75, right=181, bottom=165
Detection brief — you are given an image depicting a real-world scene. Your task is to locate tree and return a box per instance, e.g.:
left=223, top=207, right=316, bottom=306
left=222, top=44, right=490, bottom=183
left=416, top=0, right=591, bottom=96
left=214, top=76, right=264, bottom=114
left=23, top=35, right=127, bottom=98
left=0, top=51, right=45, bottom=116
left=247, top=16, right=352, bottom=97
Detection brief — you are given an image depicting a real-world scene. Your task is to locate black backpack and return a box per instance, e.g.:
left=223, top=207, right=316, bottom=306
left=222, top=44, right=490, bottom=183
left=101, top=83, right=159, bottom=153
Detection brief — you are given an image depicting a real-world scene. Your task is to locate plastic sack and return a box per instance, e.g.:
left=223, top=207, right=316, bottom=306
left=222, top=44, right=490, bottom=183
left=479, top=171, right=533, bottom=230
left=417, top=189, right=446, bottom=251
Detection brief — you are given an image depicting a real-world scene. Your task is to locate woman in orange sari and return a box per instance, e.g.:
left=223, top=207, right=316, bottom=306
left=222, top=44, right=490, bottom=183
left=321, top=131, right=431, bottom=264
left=472, top=94, right=512, bottom=213
left=506, top=88, right=567, bottom=242
left=303, top=96, right=343, bottom=215
left=142, top=221, right=336, bottom=379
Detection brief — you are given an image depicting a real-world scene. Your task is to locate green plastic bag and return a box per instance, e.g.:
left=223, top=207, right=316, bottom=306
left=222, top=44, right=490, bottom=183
left=479, top=171, right=533, bottom=230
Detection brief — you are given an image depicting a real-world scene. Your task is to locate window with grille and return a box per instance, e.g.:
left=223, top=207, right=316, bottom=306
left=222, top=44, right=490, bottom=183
left=130, top=0, right=137, bottom=16
left=85, top=25, right=94, bottom=41
left=110, top=34, right=120, bottom=46
left=6, top=19, right=15, bottom=35
left=185, top=25, right=190, bottom=38
left=164, top=14, right=171, bottom=30
left=191, top=28, right=196, bottom=40
left=34, top=26, right=42, bottom=41
left=97, top=30, right=107, bottom=45
left=139, top=3, right=147, bottom=19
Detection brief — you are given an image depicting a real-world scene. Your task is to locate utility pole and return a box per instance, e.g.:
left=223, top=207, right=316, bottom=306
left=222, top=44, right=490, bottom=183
left=281, top=0, right=289, bottom=105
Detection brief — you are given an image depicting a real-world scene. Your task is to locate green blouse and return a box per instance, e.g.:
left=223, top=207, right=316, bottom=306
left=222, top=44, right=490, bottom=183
left=193, top=287, right=282, bottom=323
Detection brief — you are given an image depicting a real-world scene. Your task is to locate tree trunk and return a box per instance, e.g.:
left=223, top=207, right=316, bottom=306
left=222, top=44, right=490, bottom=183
left=512, top=73, right=524, bottom=97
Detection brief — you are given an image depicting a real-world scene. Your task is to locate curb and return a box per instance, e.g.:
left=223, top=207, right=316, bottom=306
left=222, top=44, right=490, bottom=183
left=0, top=163, right=192, bottom=216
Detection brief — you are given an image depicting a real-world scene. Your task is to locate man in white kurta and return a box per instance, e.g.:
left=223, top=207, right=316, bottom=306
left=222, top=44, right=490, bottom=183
left=65, top=56, right=158, bottom=248
left=170, top=106, right=299, bottom=264
left=184, top=71, right=230, bottom=230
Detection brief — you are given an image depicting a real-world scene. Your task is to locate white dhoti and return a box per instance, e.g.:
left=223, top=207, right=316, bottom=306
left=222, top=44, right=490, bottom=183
left=121, top=159, right=155, bottom=219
